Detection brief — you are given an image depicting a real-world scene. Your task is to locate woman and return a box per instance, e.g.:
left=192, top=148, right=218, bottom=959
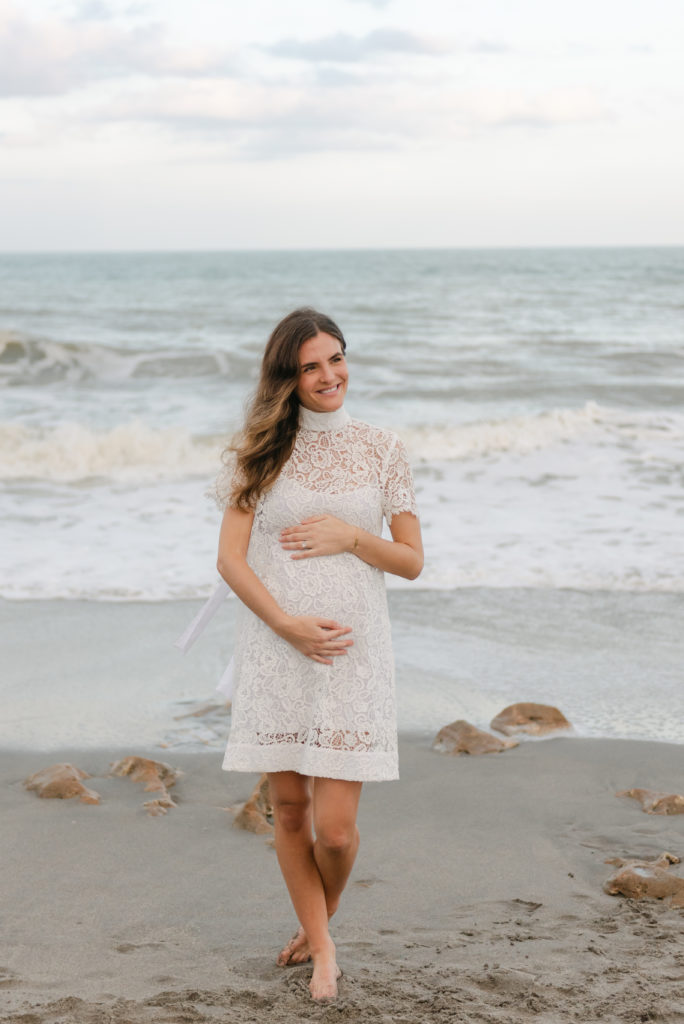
left=216, top=308, right=423, bottom=1001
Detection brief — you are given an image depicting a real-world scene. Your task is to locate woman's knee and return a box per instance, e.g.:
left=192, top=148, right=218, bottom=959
left=315, top=821, right=358, bottom=854
left=268, top=772, right=311, bottom=832
left=272, top=793, right=311, bottom=833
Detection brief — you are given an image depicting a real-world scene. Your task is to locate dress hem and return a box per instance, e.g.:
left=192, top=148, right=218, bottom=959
left=222, top=742, right=399, bottom=782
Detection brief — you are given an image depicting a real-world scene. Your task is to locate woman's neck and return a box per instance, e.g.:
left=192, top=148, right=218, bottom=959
left=298, top=404, right=350, bottom=432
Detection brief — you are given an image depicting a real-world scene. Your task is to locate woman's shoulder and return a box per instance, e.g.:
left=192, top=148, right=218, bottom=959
left=346, top=419, right=408, bottom=474
left=348, top=417, right=401, bottom=448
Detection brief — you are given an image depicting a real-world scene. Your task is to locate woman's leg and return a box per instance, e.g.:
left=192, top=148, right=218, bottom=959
left=268, top=772, right=363, bottom=999
left=312, top=776, right=362, bottom=919
left=268, top=771, right=339, bottom=999
left=279, top=776, right=363, bottom=967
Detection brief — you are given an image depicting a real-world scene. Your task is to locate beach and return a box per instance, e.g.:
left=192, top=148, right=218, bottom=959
left=3, top=591, right=683, bottom=753
left=3, top=736, right=684, bottom=1023
left=2, top=599, right=684, bottom=1023
left=2, top=247, right=684, bottom=1021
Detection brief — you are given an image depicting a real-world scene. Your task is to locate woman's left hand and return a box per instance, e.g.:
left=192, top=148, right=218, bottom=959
left=280, top=515, right=356, bottom=559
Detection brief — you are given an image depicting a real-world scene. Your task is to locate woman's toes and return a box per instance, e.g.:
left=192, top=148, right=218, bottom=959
left=309, top=962, right=341, bottom=1000
left=277, top=927, right=310, bottom=966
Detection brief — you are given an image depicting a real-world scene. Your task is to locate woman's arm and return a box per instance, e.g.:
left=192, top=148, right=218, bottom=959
left=217, top=505, right=353, bottom=665
left=279, top=511, right=424, bottom=581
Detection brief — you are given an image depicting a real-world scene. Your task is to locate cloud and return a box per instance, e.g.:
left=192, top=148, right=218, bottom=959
left=0, top=3, right=237, bottom=97
left=471, top=88, right=610, bottom=128
left=85, top=76, right=609, bottom=161
left=345, top=0, right=393, bottom=7
left=266, top=28, right=449, bottom=63
left=0, top=3, right=609, bottom=161
left=471, top=40, right=510, bottom=54
left=71, top=1, right=116, bottom=20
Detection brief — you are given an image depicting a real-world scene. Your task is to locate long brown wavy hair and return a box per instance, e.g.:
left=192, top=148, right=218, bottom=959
left=219, top=308, right=346, bottom=510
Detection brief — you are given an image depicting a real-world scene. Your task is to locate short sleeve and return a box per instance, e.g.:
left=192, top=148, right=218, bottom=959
left=206, top=452, right=243, bottom=512
left=381, top=436, right=418, bottom=525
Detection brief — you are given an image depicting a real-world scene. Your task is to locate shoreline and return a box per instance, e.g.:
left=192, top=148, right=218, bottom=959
left=3, top=735, right=684, bottom=1022
left=3, top=590, right=684, bottom=752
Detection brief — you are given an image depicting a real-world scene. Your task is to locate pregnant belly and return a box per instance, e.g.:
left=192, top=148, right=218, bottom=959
left=257, top=548, right=384, bottom=622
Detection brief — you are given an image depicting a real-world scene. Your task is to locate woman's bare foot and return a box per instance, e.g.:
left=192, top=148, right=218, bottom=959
left=309, top=943, right=341, bottom=1001
left=276, top=926, right=311, bottom=966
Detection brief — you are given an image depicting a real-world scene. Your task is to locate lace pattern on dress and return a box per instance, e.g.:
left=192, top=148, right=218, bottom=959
left=256, top=728, right=374, bottom=752
left=222, top=416, right=417, bottom=780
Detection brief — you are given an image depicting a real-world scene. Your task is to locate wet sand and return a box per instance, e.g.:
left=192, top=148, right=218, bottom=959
left=2, top=736, right=684, bottom=1023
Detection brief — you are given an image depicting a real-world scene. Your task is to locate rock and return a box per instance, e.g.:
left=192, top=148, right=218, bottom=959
left=24, top=764, right=100, bottom=804
left=110, top=756, right=180, bottom=812
left=490, top=702, right=572, bottom=737
left=604, top=852, right=684, bottom=908
left=143, top=797, right=177, bottom=817
left=110, top=755, right=179, bottom=791
left=616, top=788, right=684, bottom=815
left=232, top=774, right=273, bottom=834
left=433, top=720, right=518, bottom=755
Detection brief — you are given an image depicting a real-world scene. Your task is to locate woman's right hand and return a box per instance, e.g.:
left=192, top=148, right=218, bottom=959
left=278, top=615, right=353, bottom=665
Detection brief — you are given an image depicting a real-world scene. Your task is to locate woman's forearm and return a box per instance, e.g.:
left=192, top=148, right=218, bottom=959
left=349, top=528, right=423, bottom=580
left=280, top=511, right=424, bottom=580
left=217, top=552, right=353, bottom=664
left=217, top=555, right=290, bottom=636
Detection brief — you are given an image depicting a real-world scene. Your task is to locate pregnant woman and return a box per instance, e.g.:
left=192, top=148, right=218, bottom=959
left=215, top=308, right=423, bottom=1000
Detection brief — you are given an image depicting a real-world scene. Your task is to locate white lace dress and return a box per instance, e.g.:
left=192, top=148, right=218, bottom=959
left=222, top=404, right=418, bottom=781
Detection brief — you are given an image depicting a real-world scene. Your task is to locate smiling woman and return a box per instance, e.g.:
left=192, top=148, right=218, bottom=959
left=296, top=333, right=349, bottom=412
left=214, top=308, right=423, bottom=1000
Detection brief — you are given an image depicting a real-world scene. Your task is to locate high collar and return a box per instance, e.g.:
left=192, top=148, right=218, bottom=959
left=298, top=404, right=351, bottom=433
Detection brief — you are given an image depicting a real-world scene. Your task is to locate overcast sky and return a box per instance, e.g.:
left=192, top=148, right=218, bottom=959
left=1, top=0, right=683, bottom=250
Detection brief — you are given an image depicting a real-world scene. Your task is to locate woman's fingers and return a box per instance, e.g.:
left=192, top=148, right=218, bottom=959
left=318, top=620, right=352, bottom=633
left=308, top=627, right=353, bottom=662
left=283, top=615, right=352, bottom=663
left=280, top=526, right=307, bottom=541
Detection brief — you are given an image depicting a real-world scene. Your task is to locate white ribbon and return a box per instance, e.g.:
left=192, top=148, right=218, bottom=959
left=174, top=579, right=231, bottom=653
left=216, top=657, right=235, bottom=701
left=174, top=579, right=234, bottom=699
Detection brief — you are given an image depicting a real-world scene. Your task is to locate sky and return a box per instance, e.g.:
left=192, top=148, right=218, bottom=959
left=1, top=0, right=683, bottom=250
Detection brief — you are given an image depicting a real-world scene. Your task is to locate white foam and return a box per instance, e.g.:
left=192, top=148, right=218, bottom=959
left=398, top=402, right=684, bottom=461
left=3, top=403, right=684, bottom=484
left=2, top=403, right=683, bottom=600
left=0, top=420, right=221, bottom=482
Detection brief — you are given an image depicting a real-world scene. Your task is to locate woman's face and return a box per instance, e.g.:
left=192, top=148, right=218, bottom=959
left=296, top=331, right=348, bottom=412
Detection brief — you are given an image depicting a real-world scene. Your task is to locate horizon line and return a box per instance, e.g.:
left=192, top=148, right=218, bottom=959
left=1, top=242, right=683, bottom=256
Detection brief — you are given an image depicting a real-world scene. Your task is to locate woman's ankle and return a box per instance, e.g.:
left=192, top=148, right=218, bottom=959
left=308, top=936, right=336, bottom=961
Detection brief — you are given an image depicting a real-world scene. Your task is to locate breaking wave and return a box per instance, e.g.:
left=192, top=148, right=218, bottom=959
left=0, top=332, right=249, bottom=386
left=2, top=403, right=682, bottom=483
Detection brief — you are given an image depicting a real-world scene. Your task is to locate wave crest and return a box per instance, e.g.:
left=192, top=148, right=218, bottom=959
left=0, top=332, right=242, bottom=385
left=2, top=403, right=682, bottom=483
left=400, top=403, right=684, bottom=461
left=0, top=421, right=221, bottom=482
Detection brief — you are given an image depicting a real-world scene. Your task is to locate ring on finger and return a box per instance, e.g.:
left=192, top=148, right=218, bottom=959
left=300, top=540, right=307, bottom=550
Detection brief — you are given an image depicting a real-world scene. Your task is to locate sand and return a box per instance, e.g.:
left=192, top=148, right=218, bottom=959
left=2, top=736, right=684, bottom=1023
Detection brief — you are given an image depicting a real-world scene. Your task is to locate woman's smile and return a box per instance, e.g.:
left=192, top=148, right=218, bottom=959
left=296, top=332, right=349, bottom=412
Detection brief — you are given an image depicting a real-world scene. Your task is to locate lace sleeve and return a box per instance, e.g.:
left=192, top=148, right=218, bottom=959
left=206, top=452, right=243, bottom=512
left=381, top=436, right=418, bottom=525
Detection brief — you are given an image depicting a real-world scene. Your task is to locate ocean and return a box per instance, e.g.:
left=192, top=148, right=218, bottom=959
left=1, top=247, right=683, bottom=746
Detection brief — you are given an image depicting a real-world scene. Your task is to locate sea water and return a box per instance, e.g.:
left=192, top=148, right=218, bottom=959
left=1, top=248, right=683, bottom=745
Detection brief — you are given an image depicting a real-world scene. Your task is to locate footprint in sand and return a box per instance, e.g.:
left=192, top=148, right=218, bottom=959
left=115, top=941, right=164, bottom=954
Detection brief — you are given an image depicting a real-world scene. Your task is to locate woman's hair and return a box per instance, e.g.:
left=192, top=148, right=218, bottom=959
left=220, top=307, right=346, bottom=510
